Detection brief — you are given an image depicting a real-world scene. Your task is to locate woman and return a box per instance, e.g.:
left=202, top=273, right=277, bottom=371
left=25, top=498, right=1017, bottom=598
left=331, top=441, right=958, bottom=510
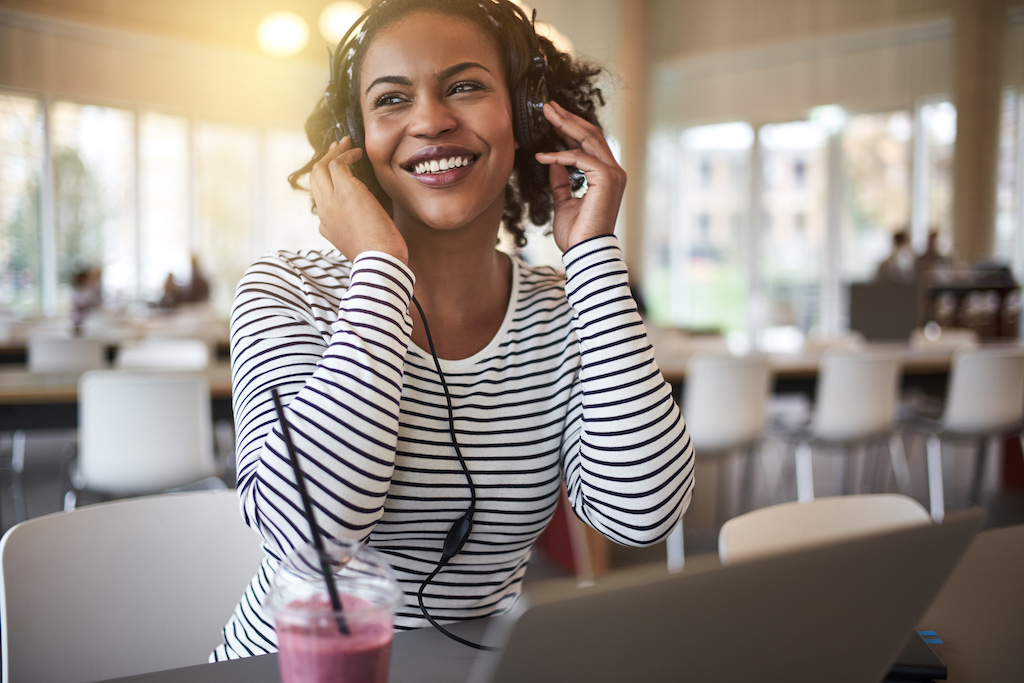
left=213, top=0, right=693, bottom=660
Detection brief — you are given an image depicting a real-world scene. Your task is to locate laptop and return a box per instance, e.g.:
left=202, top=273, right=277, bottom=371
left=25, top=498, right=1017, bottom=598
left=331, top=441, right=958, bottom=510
left=469, top=509, right=983, bottom=683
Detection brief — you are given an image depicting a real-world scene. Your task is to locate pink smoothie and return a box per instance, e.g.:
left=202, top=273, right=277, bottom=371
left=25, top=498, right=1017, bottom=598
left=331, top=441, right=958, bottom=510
left=275, top=594, right=393, bottom=683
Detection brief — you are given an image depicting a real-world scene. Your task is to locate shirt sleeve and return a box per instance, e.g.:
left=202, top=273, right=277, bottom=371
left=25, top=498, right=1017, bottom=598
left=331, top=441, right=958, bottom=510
left=229, top=251, right=415, bottom=560
left=559, top=235, right=695, bottom=547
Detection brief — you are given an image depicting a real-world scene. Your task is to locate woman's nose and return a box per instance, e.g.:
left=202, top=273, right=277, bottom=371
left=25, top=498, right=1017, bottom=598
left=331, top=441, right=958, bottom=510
left=408, top=97, right=457, bottom=138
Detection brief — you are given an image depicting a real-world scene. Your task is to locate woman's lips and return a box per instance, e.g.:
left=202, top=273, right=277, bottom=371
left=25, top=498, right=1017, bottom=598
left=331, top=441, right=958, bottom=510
left=408, top=162, right=474, bottom=187
left=403, top=151, right=478, bottom=187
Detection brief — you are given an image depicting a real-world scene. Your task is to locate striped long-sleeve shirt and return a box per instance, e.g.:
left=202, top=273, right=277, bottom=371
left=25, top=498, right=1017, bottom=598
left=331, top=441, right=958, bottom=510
left=212, top=234, right=694, bottom=660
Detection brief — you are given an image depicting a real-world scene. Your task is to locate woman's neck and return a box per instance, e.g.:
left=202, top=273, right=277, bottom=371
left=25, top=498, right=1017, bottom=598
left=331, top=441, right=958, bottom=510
left=403, top=235, right=513, bottom=361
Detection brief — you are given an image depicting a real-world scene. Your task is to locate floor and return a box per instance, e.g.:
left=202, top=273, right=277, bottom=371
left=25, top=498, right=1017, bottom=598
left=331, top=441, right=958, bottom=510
left=3, top=428, right=1024, bottom=577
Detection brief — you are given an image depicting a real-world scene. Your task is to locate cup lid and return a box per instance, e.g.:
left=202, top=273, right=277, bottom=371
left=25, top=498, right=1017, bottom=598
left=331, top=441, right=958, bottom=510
left=267, top=538, right=402, bottom=620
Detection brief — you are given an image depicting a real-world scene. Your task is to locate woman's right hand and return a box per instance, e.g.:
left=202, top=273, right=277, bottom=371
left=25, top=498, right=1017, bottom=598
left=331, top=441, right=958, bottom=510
left=310, top=137, right=409, bottom=266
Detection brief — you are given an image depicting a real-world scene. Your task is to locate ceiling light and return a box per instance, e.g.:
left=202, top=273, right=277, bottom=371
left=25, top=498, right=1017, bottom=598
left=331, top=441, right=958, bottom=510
left=257, top=11, right=309, bottom=57
left=320, top=1, right=367, bottom=47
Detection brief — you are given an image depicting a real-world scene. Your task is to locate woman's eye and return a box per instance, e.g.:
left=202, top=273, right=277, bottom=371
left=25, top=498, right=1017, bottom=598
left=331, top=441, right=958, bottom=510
left=372, top=93, right=407, bottom=108
left=449, top=81, right=484, bottom=96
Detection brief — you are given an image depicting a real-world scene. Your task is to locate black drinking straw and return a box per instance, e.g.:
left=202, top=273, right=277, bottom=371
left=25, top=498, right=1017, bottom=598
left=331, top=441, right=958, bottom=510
left=271, top=387, right=350, bottom=635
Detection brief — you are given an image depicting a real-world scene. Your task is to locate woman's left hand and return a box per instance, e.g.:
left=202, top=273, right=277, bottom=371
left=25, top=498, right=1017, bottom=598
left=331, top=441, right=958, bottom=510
left=534, top=101, right=627, bottom=253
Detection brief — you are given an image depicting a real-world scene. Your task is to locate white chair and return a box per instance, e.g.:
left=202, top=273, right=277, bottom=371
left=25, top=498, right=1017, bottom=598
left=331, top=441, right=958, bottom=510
left=0, top=490, right=265, bottom=683
left=115, top=337, right=210, bottom=370
left=718, top=493, right=930, bottom=565
left=787, top=350, right=907, bottom=502
left=3, top=337, right=107, bottom=526
left=666, top=352, right=772, bottom=570
left=65, top=370, right=221, bottom=507
left=910, top=346, right=1024, bottom=522
left=26, top=335, right=106, bottom=373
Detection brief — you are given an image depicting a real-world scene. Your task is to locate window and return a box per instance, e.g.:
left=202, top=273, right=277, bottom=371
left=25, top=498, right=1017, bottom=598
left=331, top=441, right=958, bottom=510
left=265, top=127, right=330, bottom=254
left=841, top=111, right=913, bottom=282
left=916, top=99, right=956, bottom=250
left=139, top=112, right=191, bottom=301
left=793, top=159, right=807, bottom=189
left=758, top=121, right=829, bottom=336
left=194, top=122, right=261, bottom=313
left=0, top=92, right=44, bottom=314
left=50, top=101, right=135, bottom=308
left=0, top=88, right=311, bottom=319
left=643, top=122, right=753, bottom=331
left=996, top=87, right=1021, bottom=275
left=645, top=104, right=972, bottom=344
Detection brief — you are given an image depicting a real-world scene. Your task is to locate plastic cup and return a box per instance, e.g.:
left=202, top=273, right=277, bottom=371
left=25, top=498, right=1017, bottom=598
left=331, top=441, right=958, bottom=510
left=267, top=538, right=403, bottom=683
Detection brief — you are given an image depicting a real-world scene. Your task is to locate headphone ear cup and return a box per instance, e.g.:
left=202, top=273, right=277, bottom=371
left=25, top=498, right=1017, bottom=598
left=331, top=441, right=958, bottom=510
left=512, top=85, right=534, bottom=151
left=346, top=107, right=363, bottom=150
left=514, top=76, right=551, bottom=152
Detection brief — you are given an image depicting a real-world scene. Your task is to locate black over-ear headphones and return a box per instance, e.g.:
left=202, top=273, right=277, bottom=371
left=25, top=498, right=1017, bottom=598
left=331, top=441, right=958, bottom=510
left=322, top=0, right=553, bottom=155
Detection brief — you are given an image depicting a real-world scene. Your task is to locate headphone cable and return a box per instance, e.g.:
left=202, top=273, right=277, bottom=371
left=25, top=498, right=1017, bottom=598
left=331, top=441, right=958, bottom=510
left=410, top=295, right=498, bottom=652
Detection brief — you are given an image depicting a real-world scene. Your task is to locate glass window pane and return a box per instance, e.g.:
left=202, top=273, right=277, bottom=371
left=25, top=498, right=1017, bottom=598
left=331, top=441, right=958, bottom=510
left=919, top=99, right=956, bottom=249
left=139, top=112, right=191, bottom=303
left=0, top=92, right=44, bottom=315
left=265, top=127, right=331, bottom=253
left=841, top=111, right=912, bottom=282
left=195, top=121, right=260, bottom=314
left=50, top=101, right=136, bottom=309
left=996, top=87, right=1020, bottom=274
left=758, top=121, right=829, bottom=336
left=646, top=122, right=752, bottom=332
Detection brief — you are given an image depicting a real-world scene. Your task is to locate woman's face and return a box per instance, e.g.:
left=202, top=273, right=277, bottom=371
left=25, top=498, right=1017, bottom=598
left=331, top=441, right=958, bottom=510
left=358, top=11, right=516, bottom=235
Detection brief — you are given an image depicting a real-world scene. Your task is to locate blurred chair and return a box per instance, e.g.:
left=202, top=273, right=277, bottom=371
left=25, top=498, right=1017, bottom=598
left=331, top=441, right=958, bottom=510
left=115, top=337, right=210, bottom=370
left=784, top=350, right=907, bottom=503
left=0, top=490, right=264, bottom=683
left=2, top=336, right=107, bottom=527
left=27, top=335, right=105, bottom=373
left=718, top=493, right=930, bottom=565
left=666, top=352, right=772, bottom=570
left=64, top=370, right=223, bottom=509
left=907, top=346, right=1024, bottom=522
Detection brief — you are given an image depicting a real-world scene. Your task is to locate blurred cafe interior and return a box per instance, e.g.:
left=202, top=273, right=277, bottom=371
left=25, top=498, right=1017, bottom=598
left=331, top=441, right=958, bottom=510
left=2, top=0, right=1024, bottom=583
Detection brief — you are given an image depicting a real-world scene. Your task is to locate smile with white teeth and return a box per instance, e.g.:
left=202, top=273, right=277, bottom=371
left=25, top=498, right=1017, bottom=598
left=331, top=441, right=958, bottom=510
left=411, top=156, right=474, bottom=175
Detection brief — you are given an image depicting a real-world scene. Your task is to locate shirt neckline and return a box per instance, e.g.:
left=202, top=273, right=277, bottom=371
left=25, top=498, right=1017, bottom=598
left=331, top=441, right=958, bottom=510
left=408, top=254, right=520, bottom=371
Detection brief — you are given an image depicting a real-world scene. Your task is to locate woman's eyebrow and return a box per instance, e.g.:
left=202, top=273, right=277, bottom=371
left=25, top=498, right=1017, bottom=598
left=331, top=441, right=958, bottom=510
left=364, top=75, right=413, bottom=95
left=363, top=61, right=492, bottom=95
left=437, top=61, right=491, bottom=81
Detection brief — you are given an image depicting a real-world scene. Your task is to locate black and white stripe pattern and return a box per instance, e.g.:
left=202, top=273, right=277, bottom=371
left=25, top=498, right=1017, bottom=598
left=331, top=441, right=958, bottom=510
left=212, top=235, right=694, bottom=660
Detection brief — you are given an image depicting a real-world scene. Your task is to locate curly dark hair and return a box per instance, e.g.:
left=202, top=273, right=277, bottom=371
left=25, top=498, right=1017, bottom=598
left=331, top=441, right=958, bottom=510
left=287, top=0, right=605, bottom=248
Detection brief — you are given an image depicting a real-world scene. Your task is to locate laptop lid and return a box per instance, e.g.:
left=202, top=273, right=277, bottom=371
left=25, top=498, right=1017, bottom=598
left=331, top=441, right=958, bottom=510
left=470, top=509, right=983, bottom=683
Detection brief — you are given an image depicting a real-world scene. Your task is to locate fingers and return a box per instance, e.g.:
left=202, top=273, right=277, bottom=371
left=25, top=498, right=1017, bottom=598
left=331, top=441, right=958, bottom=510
left=547, top=163, right=573, bottom=203
left=310, top=137, right=363, bottom=209
left=541, top=101, right=614, bottom=163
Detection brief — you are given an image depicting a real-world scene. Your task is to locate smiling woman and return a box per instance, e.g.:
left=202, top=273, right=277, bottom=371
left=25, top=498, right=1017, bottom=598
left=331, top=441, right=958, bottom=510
left=213, top=0, right=695, bottom=663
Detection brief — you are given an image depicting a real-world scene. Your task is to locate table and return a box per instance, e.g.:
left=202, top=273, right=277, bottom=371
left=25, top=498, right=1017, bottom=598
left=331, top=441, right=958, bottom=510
left=95, top=523, right=1024, bottom=683
left=655, top=343, right=958, bottom=398
left=0, top=363, right=234, bottom=430
left=99, top=619, right=492, bottom=683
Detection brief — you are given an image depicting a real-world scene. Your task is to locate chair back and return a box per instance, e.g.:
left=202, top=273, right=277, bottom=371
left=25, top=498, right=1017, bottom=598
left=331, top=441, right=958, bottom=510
left=115, top=337, right=210, bottom=370
left=812, top=351, right=901, bottom=441
left=942, top=347, right=1024, bottom=433
left=27, top=336, right=105, bottom=372
left=78, top=370, right=215, bottom=494
left=0, top=490, right=264, bottom=683
left=718, top=493, right=930, bottom=564
left=683, top=352, right=772, bottom=452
